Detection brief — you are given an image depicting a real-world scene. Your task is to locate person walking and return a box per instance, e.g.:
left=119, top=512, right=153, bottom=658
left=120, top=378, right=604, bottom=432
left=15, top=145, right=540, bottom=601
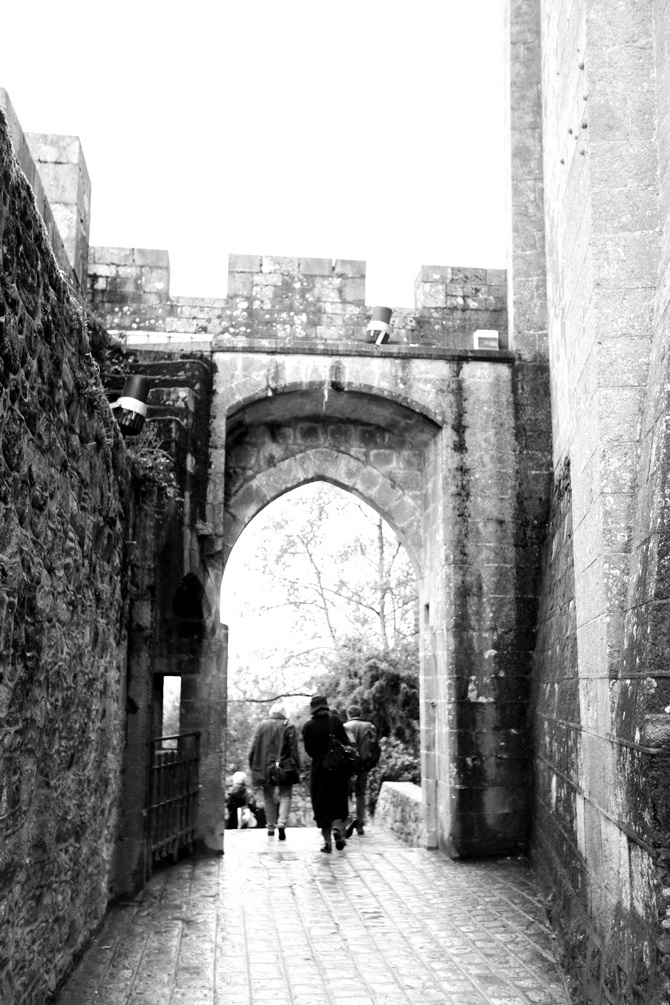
left=344, top=704, right=380, bottom=837
left=248, top=703, right=300, bottom=840
left=302, top=694, right=353, bottom=853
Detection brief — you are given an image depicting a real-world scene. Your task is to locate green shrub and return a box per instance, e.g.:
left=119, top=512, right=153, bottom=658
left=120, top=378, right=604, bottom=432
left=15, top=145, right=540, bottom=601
left=367, top=735, right=420, bottom=815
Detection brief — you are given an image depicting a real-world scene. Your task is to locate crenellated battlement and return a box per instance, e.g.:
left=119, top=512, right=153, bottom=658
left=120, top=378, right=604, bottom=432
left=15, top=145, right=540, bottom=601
left=88, top=245, right=507, bottom=353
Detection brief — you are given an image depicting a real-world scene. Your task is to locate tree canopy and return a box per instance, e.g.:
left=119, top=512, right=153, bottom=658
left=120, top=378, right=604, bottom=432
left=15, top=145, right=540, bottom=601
left=221, top=481, right=421, bottom=797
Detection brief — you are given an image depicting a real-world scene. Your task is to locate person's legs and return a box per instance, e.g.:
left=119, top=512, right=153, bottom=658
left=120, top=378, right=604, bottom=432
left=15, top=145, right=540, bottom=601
left=344, top=777, right=356, bottom=836
left=354, top=771, right=368, bottom=831
left=276, top=784, right=292, bottom=838
left=263, top=784, right=278, bottom=833
left=320, top=824, right=332, bottom=852
left=332, top=817, right=347, bottom=849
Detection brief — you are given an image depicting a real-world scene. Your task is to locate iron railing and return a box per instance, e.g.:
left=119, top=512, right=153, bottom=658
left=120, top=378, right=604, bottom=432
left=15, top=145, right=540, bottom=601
left=146, top=731, right=200, bottom=875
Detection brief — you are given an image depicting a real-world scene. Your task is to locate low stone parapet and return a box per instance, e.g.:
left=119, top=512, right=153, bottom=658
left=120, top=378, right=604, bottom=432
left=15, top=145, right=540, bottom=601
left=373, top=781, right=423, bottom=847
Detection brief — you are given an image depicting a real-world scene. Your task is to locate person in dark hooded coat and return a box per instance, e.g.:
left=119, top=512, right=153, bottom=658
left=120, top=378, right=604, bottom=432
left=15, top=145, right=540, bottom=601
left=302, top=694, right=353, bottom=853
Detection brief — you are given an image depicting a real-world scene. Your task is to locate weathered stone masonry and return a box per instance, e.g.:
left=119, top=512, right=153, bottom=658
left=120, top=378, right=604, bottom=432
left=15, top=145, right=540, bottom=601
left=0, top=70, right=559, bottom=1003
left=510, top=0, right=670, bottom=1001
left=0, top=98, right=129, bottom=1003
left=0, top=90, right=218, bottom=1005
left=14, top=0, right=670, bottom=995
left=89, top=239, right=546, bottom=865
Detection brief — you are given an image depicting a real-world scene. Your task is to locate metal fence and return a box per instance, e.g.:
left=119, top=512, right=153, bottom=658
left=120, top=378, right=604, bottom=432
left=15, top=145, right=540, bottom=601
left=146, top=731, right=200, bottom=875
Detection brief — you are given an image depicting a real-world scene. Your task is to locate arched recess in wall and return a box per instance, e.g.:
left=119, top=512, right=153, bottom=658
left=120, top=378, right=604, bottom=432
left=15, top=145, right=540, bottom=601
left=222, top=387, right=441, bottom=577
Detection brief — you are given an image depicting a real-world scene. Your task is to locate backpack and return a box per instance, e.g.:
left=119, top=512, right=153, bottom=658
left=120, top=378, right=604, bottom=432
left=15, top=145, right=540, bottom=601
left=358, top=726, right=381, bottom=771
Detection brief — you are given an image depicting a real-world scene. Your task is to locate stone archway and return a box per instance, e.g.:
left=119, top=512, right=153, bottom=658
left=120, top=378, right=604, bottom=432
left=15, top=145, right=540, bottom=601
left=197, top=350, right=526, bottom=857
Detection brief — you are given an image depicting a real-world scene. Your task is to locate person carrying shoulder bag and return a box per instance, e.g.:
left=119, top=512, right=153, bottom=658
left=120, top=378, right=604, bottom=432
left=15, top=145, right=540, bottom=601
left=248, top=703, right=301, bottom=840
left=302, top=694, right=355, bottom=853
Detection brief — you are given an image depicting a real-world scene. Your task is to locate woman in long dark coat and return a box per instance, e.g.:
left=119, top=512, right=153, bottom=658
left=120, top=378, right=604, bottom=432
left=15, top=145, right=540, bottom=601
left=302, top=694, right=352, bottom=853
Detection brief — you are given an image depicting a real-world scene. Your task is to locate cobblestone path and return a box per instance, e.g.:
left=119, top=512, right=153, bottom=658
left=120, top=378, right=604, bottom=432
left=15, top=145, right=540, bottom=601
left=54, top=827, right=572, bottom=1005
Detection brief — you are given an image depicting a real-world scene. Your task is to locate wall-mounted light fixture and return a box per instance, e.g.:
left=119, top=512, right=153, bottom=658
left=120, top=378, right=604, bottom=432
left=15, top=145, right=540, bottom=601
left=367, top=306, right=393, bottom=345
left=113, top=375, right=151, bottom=436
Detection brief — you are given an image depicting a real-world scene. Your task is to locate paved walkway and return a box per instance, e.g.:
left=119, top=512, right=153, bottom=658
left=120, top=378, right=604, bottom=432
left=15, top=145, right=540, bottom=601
left=54, top=826, right=572, bottom=1005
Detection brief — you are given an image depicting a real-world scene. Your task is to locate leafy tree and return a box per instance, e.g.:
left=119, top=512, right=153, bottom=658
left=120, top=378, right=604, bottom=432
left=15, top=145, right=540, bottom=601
left=367, top=736, right=421, bottom=814
left=221, top=482, right=421, bottom=792
left=222, top=482, right=418, bottom=701
left=311, top=636, right=421, bottom=814
left=312, top=636, right=420, bottom=743
left=225, top=699, right=267, bottom=774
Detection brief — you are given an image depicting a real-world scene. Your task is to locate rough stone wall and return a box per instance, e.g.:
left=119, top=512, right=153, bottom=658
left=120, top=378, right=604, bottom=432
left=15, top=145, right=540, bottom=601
left=519, top=0, right=670, bottom=999
left=0, top=107, right=130, bottom=1003
left=529, top=460, right=583, bottom=986
left=102, top=353, right=221, bottom=885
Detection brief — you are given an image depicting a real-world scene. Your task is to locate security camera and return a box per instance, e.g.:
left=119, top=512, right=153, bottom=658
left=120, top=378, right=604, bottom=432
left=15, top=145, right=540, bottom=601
left=366, top=306, right=393, bottom=345
left=113, top=375, right=151, bottom=436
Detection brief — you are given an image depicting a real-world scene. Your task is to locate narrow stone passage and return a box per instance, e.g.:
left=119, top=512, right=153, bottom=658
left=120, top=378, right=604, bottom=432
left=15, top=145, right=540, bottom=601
left=54, top=827, right=572, bottom=1005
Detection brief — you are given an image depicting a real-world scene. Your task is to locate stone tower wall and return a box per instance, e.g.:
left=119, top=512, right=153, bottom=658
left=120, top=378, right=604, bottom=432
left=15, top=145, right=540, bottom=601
left=514, top=0, right=670, bottom=999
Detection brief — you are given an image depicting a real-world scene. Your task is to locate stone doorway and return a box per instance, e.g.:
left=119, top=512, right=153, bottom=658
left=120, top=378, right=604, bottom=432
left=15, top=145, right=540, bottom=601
left=193, top=350, right=525, bottom=856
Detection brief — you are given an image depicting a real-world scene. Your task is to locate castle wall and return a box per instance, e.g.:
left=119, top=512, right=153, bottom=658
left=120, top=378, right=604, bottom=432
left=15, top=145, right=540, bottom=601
left=0, top=106, right=130, bottom=1002
left=519, top=0, right=670, bottom=998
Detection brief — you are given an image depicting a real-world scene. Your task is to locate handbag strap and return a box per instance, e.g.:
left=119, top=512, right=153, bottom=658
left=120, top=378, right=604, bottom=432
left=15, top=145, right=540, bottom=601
left=274, top=721, right=287, bottom=763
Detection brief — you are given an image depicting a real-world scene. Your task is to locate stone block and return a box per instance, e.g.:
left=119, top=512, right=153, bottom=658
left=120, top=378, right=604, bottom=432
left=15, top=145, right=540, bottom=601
left=591, top=140, right=658, bottom=191
left=299, top=257, right=332, bottom=275
left=262, top=255, right=299, bottom=274
left=598, top=386, right=645, bottom=443
left=486, top=268, right=507, bottom=286
left=341, top=278, right=365, bottom=304
left=593, top=231, right=661, bottom=289
left=133, top=247, right=170, bottom=267
left=91, top=245, right=136, bottom=266
left=33, top=159, right=80, bottom=202
left=227, top=253, right=261, bottom=275
left=416, top=283, right=446, bottom=308
left=333, top=258, right=366, bottom=277
left=416, top=265, right=452, bottom=284
left=140, top=267, right=169, bottom=294
left=226, top=273, right=253, bottom=297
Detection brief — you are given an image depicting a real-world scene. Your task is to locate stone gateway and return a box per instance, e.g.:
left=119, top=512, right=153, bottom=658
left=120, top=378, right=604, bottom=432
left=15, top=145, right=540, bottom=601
left=2, top=2, right=670, bottom=1000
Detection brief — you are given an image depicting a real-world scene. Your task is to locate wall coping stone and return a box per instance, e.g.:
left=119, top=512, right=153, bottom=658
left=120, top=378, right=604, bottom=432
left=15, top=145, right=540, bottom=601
left=374, top=781, right=423, bottom=847
left=116, top=331, right=515, bottom=363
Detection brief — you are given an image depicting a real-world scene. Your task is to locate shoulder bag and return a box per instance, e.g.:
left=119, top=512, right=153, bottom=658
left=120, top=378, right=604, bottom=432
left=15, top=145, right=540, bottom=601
left=322, top=729, right=360, bottom=777
left=268, top=723, right=300, bottom=785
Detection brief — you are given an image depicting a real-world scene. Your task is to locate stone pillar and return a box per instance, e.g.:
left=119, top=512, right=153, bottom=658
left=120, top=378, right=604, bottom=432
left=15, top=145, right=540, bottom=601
left=445, top=360, right=525, bottom=857
left=26, top=132, right=91, bottom=293
left=181, top=623, right=228, bottom=853
left=420, top=434, right=448, bottom=851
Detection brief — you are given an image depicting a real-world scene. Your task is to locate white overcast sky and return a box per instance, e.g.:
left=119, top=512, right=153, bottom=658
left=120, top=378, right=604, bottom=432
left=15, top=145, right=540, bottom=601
left=3, top=0, right=507, bottom=308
